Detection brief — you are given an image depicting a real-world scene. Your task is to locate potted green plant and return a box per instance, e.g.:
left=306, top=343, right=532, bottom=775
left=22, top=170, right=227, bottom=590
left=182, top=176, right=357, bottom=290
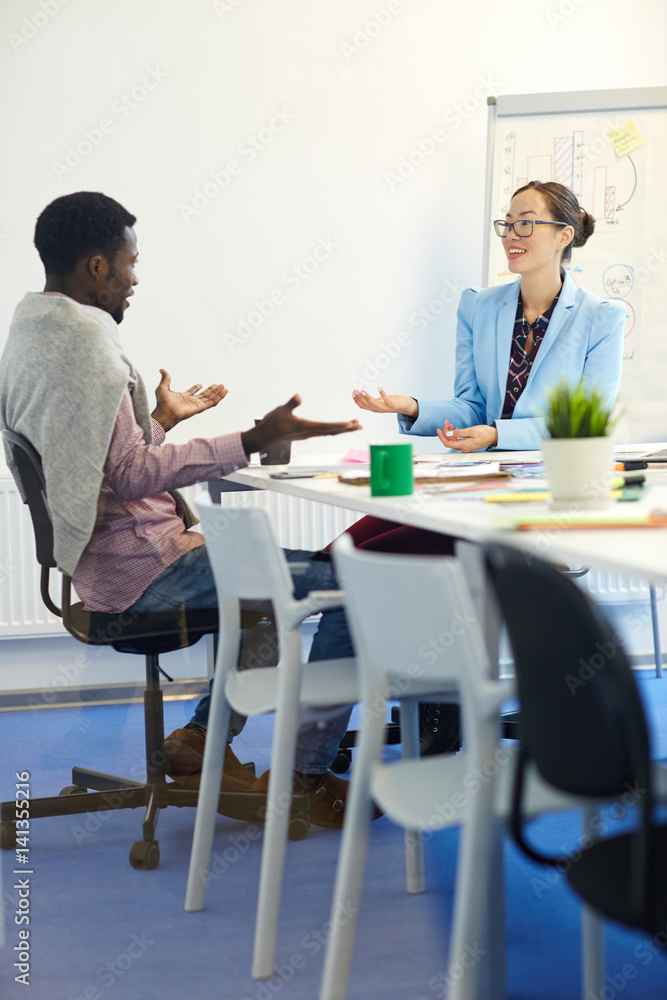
left=541, top=380, right=620, bottom=509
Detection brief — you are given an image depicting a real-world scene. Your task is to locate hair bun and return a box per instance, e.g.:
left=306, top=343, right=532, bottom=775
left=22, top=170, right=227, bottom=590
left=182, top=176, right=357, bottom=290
left=574, top=208, right=595, bottom=248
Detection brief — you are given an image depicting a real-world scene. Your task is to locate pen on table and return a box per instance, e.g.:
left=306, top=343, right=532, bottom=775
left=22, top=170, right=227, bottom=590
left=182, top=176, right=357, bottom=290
left=611, top=474, right=645, bottom=488
left=614, top=461, right=648, bottom=471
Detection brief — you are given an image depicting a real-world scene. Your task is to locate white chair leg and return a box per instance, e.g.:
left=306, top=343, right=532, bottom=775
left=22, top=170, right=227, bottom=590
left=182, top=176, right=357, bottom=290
left=477, top=826, right=506, bottom=1000
left=400, top=697, right=424, bottom=894
left=185, top=685, right=232, bottom=911
left=186, top=604, right=240, bottom=912
left=447, top=738, right=501, bottom=1000
left=582, top=907, right=605, bottom=1000
left=252, top=631, right=302, bottom=980
left=650, top=586, right=662, bottom=678
left=319, top=704, right=386, bottom=1000
left=581, top=807, right=605, bottom=999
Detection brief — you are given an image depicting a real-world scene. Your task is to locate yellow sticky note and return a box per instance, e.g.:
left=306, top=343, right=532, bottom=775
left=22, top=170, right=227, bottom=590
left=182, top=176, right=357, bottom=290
left=607, top=120, right=644, bottom=156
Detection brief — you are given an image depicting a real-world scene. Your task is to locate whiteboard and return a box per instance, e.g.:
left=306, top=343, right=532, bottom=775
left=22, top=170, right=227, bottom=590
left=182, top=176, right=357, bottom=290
left=483, top=88, right=667, bottom=443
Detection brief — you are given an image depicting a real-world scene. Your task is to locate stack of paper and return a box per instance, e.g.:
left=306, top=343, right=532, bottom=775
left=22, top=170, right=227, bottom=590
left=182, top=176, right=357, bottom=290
left=338, top=461, right=511, bottom=487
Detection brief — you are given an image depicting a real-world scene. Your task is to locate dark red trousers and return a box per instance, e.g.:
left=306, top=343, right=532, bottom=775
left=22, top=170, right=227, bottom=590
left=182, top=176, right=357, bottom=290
left=327, top=515, right=456, bottom=556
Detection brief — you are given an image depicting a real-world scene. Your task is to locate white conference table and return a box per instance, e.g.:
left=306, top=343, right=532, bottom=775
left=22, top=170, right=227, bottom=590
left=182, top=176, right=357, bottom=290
left=224, top=452, right=667, bottom=586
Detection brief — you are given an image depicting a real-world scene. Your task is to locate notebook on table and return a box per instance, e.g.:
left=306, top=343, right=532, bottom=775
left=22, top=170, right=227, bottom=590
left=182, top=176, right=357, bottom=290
left=640, top=447, right=667, bottom=462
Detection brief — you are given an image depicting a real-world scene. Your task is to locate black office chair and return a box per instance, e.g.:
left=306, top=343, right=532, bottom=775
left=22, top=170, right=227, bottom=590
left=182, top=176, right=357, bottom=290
left=485, top=543, right=667, bottom=939
left=0, top=429, right=272, bottom=870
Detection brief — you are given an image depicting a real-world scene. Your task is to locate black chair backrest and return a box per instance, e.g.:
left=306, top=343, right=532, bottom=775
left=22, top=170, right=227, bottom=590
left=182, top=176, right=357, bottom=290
left=2, top=427, right=219, bottom=654
left=484, top=544, right=652, bottom=802
left=2, top=429, right=56, bottom=570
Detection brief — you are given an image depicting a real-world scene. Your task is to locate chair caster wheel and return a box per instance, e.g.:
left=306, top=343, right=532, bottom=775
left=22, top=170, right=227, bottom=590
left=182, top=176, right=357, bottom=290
left=287, top=817, right=309, bottom=841
left=129, top=839, right=160, bottom=870
left=330, top=749, right=352, bottom=774
left=59, top=784, right=88, bottom=796
left=1, top=821, right=17, bottom=850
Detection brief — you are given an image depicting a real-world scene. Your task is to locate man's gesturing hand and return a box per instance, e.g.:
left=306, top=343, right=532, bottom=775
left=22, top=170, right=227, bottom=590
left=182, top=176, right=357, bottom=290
left=242, top=395, right=361, bottom=457
left=152, top=369, right=228, bottom=431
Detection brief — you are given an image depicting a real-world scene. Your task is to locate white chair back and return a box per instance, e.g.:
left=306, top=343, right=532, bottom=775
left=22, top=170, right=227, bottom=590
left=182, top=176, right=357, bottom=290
left=331, top=533, right=492, bottom=744
left=195, top=493, right=294, bottom=604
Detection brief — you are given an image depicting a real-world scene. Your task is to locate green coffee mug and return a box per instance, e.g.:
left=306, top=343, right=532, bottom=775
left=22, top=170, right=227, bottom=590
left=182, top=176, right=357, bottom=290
left=370, top=442, right=413, bottom=496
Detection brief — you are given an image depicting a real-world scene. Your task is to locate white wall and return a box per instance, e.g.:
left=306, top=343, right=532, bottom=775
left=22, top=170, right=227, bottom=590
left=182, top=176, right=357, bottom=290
left=0, top=0, right=665, bottom=458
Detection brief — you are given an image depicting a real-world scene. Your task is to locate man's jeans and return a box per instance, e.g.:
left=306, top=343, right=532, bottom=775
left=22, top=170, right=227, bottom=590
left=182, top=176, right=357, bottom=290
left=127, top=544, right=354, bottom=774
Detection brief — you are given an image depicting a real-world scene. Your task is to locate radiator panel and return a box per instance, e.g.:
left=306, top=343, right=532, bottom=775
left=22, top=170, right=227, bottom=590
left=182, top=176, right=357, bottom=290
left=0, top=479, right=62, bottom=636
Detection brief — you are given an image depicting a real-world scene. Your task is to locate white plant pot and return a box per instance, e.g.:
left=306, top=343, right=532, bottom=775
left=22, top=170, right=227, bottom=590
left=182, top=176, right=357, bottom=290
left=540, top=436, right=615, bottom=510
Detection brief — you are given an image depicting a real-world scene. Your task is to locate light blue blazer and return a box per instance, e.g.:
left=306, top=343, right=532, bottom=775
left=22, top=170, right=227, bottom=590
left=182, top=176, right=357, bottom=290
left=398, top=271, right=626, bottom=451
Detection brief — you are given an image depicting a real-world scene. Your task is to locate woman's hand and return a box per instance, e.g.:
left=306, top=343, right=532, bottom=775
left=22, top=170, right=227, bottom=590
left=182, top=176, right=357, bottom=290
left=436, top=419, right=498, bottom=453
left=152, top=369, right=228, bottom=431
left=351, top=387, right=418, bottom=418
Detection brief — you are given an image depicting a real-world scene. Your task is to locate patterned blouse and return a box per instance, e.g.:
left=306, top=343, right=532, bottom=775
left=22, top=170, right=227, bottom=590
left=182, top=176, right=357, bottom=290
left=501, top=288, right=561, bottom=419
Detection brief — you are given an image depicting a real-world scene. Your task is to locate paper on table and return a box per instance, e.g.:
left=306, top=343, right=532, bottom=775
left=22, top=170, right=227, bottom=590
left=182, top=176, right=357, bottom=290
left=424, top=461, right=503, bottom=478
left=343, top=448, right=371, bottom=464
left=339, top=461, right=511, bottom=486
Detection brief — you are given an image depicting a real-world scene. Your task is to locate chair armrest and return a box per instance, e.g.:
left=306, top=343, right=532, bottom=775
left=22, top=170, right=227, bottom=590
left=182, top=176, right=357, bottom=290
left=478, top=678, right=517, bottom=716
left=286, top=590, right=345, bottom=629
left=304, top=589, right=345, bottom=612
left=286, top=562, right=311, bottom=576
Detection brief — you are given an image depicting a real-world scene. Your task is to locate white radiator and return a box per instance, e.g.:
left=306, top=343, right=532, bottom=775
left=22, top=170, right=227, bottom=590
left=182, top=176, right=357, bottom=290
left=0, top=477, right=61, bottom=637
left=180, top=484, right=364, bottom=553
left=0, top=475, right=659, bottom=638
left=577, top=567, right=661, bottom=604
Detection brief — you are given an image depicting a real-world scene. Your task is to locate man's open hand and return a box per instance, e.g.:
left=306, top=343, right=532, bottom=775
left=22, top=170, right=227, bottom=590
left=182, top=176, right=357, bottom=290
left=242, top=394, right=361, bottom=457
left=152, top=369, right=228, bottom=432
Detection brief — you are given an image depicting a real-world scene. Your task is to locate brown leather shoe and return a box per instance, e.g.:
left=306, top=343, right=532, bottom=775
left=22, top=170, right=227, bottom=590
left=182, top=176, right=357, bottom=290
left=164, top=724, right=207, bottom=777
left=164, top=725, right=255, bottom=791
left=252, top=769, right=382, bottom=830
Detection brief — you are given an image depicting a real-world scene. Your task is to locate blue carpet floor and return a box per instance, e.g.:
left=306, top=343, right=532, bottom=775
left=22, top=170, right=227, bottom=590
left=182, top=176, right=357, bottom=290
left=1, top=677, right=667, bottom=1000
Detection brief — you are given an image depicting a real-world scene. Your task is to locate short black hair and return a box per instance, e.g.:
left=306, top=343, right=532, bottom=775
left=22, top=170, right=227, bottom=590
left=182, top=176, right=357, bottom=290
left=34, top=192, right=137, bottom=276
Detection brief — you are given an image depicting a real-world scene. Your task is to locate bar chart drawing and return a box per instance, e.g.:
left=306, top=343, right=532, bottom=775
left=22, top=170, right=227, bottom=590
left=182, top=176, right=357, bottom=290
left=497, top=125, right=644, bottom=234
left=553, top=135, right=573, bottom=186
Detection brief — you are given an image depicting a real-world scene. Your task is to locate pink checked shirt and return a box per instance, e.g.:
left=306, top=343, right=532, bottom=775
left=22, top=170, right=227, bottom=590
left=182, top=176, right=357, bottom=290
left=72, top=388, right=248, bottom=612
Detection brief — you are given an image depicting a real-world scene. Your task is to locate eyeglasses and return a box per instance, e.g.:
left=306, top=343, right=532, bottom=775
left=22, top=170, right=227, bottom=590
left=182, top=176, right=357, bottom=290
left=493, top=219, right=569, bottom=238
